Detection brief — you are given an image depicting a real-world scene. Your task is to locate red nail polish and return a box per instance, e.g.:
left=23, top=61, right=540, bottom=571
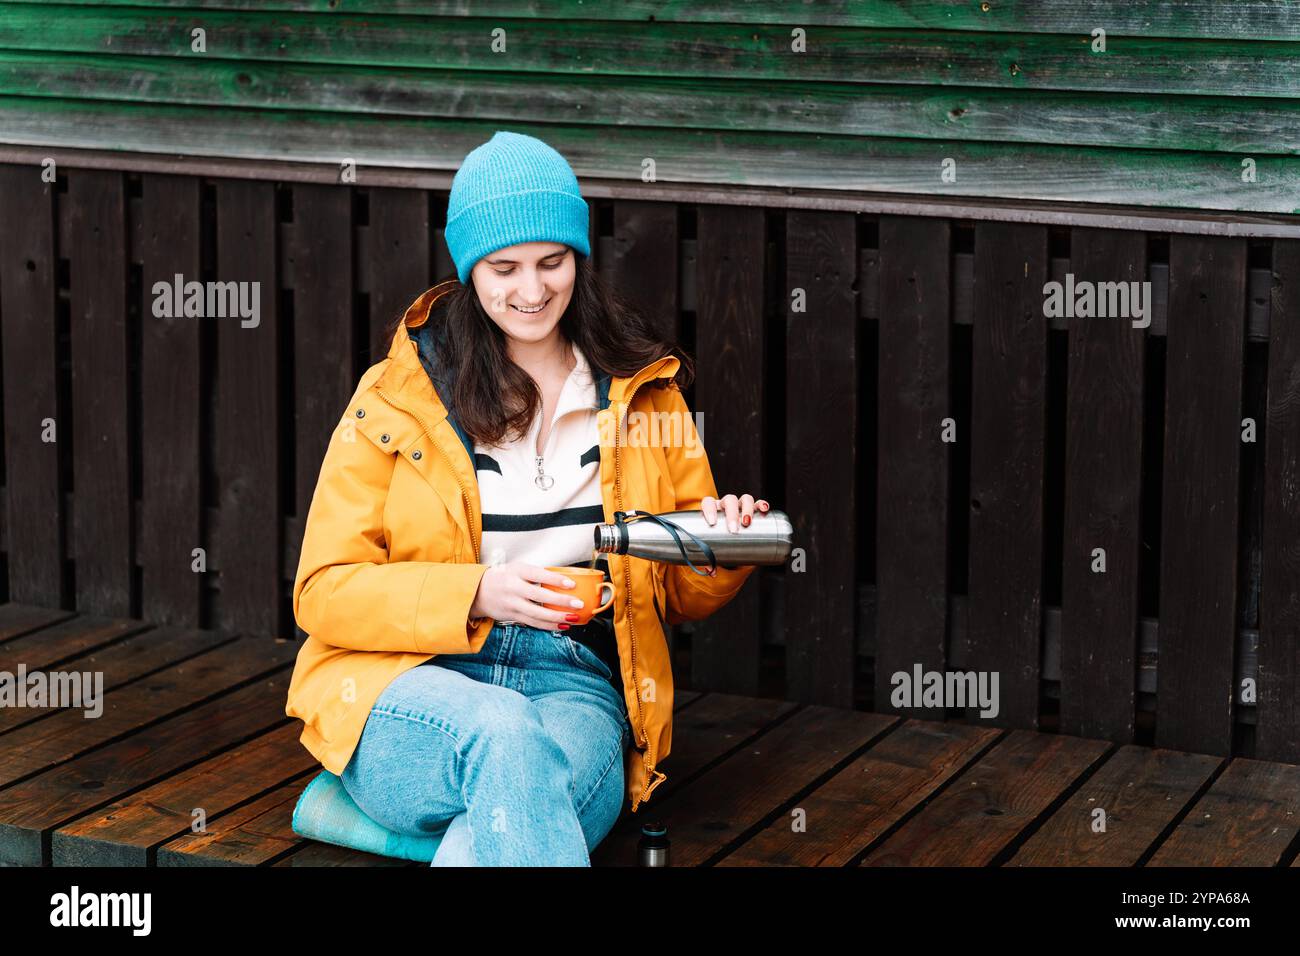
left=565, top=613, right=579, bottom=622
left=743, top=515, right=751, bottom=526
left=559, top=624, right=570, bottom=630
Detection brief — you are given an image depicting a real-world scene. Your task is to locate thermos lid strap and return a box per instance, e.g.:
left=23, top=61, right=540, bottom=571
left=613, top=510, right=717, bottom=576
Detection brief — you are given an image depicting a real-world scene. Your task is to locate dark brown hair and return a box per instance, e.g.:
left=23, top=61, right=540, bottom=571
left=381, top=251, right=695, bottom=448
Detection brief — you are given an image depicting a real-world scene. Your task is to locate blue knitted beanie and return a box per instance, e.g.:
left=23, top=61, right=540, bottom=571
left=444, top=131, right=591, bottom=284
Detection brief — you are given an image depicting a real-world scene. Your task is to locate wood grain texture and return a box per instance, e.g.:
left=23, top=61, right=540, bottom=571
left=691, top=204, right=765, bottom=695
left=0, top=636, right=293, bottom=785
left=0, top=659, right=294, bottom=866
left=1, top=102, right=1296, bottom=215
left=875, top=216, right=949, bottom=719
left=719, top=719, right=999, bottom=866
left=65, top=168, right=132, bottom=617
left=0, top=612, right=151, bottom=673
left=0, top=164, right=62, bottom=606
left=0, top=604, right=76, bottom=641
left=965, top=221, right=1048, bottom=729
left=1059, top=229, right=1146, bottom=742
left=137, top=173, right=202, bottom=626
left=3, top=12, right=1299, bottom=97
left=860, top=729, right=1110, bottom=865
left=362, top=186, right=428, bottom=363
left=1156, top=235, right=1246, bottom=755
left=213, top=178, right=280, bottom=636
left=1007, top=745, right=1221, bottom=865
left=784, top=211, right=856, bottom=707
left=1259, top=238, right=1300, bottom=763
left=11, top=1, right=1300, bottom=42
left=157, top=778, right=307, bottom=866
left=1147, top=757, right=1300, bottom=866
left=55, top=724, right=316, bottom=866
left=0, top=620, right=219, bottom=734
left=285, top=183, right=353, bottom=519
left=610, top=201, right=678, bottom=342
left=6, top=54, right=1298, bottom=156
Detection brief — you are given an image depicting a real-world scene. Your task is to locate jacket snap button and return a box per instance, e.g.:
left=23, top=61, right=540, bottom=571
left=355, top=408, right=365, bottom=418
left=380, top=433, right=390, bottom=443
left=412, top=450, right=422, bottom=460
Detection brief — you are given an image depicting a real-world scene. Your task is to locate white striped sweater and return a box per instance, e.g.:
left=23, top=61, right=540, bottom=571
left=473, top=339, right=605, bottom=571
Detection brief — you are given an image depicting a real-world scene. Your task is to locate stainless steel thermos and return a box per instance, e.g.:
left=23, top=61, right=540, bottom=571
left=593, top=508, right=793, bottom=572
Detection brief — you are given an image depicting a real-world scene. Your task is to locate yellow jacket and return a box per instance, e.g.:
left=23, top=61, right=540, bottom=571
left=285, top=280, right=755, bottom=812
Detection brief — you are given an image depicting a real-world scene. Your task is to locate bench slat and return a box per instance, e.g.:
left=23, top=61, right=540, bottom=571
left=0, top=663, right=294, bottom=865
left=720, top=718, right=1000, bottom=866
left=859, top=729, right=1110, bottom=866
left=1008, top=745, right=1221, bottom=865
left=52, top=722, right=317, bottom=866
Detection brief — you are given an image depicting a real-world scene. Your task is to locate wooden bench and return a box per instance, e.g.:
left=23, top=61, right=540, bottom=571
left=2, top=602, right=1297, bottom=868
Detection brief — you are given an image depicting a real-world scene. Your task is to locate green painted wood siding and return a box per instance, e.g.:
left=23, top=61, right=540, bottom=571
left=0, top=1, right=1297, bottom=213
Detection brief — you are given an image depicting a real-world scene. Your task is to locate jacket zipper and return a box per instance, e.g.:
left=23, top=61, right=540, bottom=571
left=374, top=386, right=480, bottom=561
left=614, top=377, right=659, bottom=809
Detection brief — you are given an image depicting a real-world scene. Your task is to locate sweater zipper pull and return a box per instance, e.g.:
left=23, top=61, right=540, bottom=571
left=534, top=454, right=555, bottom=491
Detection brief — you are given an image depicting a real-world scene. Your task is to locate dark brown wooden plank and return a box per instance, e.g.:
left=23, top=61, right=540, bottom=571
left=1007, top=745, right=1220, bottom=865
left=784, top=210, right=857, bottom=707
left=0, top=664, right=295, bottom=866
left=860, top=729, right=1111, bottom=865
left=287, top=183, right=353, bottom=519
left=213, top=178, right=280, bottom=636
left=690, top=204, right=765, bottom=694
left=1147, top=757, right=1300, bottom=866
left=597, top=704, right=895, bottom=867
left=0, top=614, right=151, bottom=674
left=157, top=779, right=307, bottom=866
left=0, top=603, right=76, bottom=642
left=1059, top=228, right=1147, bottom=741
left=964, top=222, right=1048, bottom=729
left=53, top=723, right=316, bottom=865
left=1259, top=238, right=1300, bottom=762
left=0, top=624, right=228, bottom=738
left=875, top=216, right=950, bottom=718
left=138, top=173, right=202, bottom=626
left=364, top=186, right=429, bottom=362
left=609, top=201, right=678, bottom=341
left=65, top=168, right=133, bottom=617
left=0, top=635, right=293, bottom=783
left=1156, top=235, right=1247, bottom=754
left=719, top=719, right=999, bottom=866
left=0, top=164, right=62, bottom=606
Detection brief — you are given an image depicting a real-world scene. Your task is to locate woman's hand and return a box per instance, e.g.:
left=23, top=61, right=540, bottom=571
left=469, top=562, right=586, bottom=631
left=700, top=494, right=770, bottom=576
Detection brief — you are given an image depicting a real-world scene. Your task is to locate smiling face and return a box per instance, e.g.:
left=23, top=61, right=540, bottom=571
left=470, top=241, right=576, bottom=347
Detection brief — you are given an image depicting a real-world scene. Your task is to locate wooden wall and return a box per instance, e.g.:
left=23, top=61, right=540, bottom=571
left=0, top=1, right=1299, bottom=212
left=2, top=163, right=1299, bottom=764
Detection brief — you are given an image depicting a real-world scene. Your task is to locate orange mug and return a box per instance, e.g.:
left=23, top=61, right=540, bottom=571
left=541, top=566, right=616, bottom=625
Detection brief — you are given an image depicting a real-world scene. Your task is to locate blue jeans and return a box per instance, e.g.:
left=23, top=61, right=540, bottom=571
left=339, top=621, right=631, bottom=866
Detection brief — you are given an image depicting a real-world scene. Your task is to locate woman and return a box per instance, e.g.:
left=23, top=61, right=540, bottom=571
left=286, top=130, right=768, bottom=866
